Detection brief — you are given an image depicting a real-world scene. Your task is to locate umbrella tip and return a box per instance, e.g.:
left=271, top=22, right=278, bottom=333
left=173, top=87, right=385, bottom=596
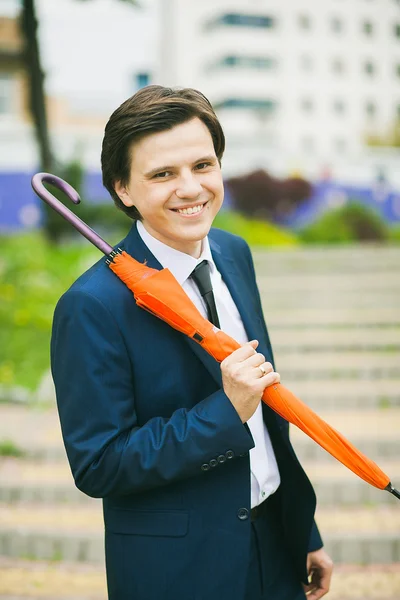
left=385, top=482, right=400, bottom=500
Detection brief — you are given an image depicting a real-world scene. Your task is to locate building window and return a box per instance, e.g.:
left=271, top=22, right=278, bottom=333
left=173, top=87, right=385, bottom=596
left=0, top=73, right=14, bottom=116
left=207, top=13, right=275, bottom=30
left=394, top=23, right=400, bottom=38
left=298, top=14, right=312, bottom=30
left=333, top=99, right=345, bottom=114
left=214, top=98, right=276, bottom=111
left=215, top=55, right=276, bottom=70
left=300, top=54, right=313, bottom=71
left=366, top=101, right=376, bottom=117
left=332, top=58, right=345, bottom=74
left=135, top=72, right=150, bottom=89
left=364, top=61, right=375, bottom=75
left=331, top=17, right=343, bottom=33
left=363, top=21, right=374, bottom=35
left=300, top=98, right=314, bottom=113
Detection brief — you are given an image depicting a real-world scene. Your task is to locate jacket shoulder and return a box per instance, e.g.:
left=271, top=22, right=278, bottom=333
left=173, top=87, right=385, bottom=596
left=57, top=246, right=131, bottom=314
left=209, top=226, right=249, bottom=252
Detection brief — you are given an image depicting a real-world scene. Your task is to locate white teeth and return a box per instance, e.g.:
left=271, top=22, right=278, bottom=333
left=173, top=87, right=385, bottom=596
left=177, top=204, right=203, bottom=215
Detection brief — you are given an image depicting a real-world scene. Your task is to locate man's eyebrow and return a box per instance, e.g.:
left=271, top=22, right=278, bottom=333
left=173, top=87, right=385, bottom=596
left=144, top=155, right=217, bottom=178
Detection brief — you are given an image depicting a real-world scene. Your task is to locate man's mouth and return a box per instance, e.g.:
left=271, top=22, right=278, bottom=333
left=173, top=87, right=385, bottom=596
left=171, top=201, right=208, bottom=217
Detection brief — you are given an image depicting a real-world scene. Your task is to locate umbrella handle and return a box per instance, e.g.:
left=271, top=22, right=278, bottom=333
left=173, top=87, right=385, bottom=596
left=31, top=172, right=114, bottom=256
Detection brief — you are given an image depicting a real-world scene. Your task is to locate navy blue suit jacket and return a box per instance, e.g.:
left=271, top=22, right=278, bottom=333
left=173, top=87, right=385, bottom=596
left=51, top=223, right=322, bottom=600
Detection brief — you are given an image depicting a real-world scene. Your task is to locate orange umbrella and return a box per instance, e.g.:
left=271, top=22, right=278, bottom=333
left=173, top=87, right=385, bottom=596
left=32, top=172, right=400, bottom=501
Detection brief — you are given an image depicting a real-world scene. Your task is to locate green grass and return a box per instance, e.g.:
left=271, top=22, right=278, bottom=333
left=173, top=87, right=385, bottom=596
left=0, top=439, right=25, bottom=458
left=0, top=232, right=101, bottom=390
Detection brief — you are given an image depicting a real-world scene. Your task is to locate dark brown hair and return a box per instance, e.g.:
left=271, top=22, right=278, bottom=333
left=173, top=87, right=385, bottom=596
left=101, top=85, right=225, bottom=220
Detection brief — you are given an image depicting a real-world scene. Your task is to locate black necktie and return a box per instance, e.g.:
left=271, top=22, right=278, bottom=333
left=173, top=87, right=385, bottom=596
left=190, top=260, right=220, bottom=328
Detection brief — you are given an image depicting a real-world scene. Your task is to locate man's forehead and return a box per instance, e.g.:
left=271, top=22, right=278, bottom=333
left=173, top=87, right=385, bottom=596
left=131, top=118, right=215, bottom=169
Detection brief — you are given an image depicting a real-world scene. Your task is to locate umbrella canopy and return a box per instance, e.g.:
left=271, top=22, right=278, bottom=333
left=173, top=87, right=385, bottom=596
left=32, top=172, right=400, bottom=501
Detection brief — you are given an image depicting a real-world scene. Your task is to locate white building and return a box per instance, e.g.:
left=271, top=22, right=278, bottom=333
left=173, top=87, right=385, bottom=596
left=157, top=0, right=400, bottom=184
left=1, top=0, right=400, bottom=188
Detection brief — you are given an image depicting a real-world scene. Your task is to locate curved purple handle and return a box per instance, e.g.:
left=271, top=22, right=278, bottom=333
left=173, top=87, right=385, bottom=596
left=31, top=172, right=113, bottom=255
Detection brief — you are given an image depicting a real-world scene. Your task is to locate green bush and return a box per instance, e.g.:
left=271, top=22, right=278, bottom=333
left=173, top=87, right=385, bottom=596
left=389, top=225, right=400, bottom=244
left=213, top=211, right=298, bottom=247
left=299, top=202, right=389, bottom=244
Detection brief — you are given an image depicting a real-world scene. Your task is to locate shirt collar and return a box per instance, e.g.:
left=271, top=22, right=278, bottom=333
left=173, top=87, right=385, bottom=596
left=136, top=220, right=216, bottom=285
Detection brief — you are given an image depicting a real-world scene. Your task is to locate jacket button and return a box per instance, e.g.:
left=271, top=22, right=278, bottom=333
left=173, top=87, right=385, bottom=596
left=217, top=454, right=226, bottom=464
left=201, top=463, right=210, bottom=471
left=225, top=450, right=234, bottom=459
left=237, top=508, right=249, bottom=520
left=209, top=458, right=218, bottom=468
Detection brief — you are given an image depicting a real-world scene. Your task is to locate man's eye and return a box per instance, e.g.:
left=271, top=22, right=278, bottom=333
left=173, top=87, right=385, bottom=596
left=153, top=171, right=171, bottom=179
left=195, top=162, right=211, bottom=170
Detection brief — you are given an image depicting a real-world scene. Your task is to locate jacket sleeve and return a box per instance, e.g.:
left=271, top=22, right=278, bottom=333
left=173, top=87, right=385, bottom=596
left=51, top=288, right=255, bottom=499
left=308, top=520, right=323, bottom=552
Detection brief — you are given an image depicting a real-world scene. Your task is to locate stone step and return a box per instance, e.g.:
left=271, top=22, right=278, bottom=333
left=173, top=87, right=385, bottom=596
left=1, top=503, right=399, bottom=536
left=271, top=328, right=400, bottom=346
left=1, top=407, right=398, bottom=461
left=277, top=352, right=400, bottom=380
left=256, top=271, right=400, bottom=291
left=278, top=353, right=400, bottom=370
left=1, top=456, right=399, bottom=506
left=262, top=307, right=400, bottom=327
left=286, top=379, right=400, bottom=407
left=0, top=477, right=398, bottom=508
left=294, top=438, right=400, bottom=463
left=260, top=291, right=400, bottom=310
left=297, top=394, right=400, bottom=411
left=290, top=409, right=400, bottom=439
left=252, top=246, right=400, bottom=272
left=0, top=558, right=399, bottom=600
left=271, top=328, right=400, bottom=353
left=0, top=505, right=399, bottom=565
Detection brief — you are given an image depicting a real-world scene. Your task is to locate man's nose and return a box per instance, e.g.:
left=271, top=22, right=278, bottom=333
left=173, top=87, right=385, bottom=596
left=175, top=172, right=203, bottom=199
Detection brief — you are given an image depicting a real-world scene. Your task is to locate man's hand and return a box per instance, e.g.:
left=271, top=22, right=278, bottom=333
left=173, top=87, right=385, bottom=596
left=220, top=340, right=280, bottom=423
left=303, top=548, right=333, bottom=600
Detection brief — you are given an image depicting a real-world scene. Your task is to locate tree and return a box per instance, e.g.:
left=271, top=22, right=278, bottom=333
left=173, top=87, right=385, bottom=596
left=226, top=169, right=313, bottom=223
left=20, top=0, right=139, bottom=240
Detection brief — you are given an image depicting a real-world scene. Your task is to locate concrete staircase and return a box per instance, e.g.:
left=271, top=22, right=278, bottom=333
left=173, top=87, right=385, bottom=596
left=0, top=245, right=399, bottom=599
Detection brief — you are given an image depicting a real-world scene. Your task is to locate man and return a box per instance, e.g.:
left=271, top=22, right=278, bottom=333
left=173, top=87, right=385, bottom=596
left=51, top=85, right=333, bottom=600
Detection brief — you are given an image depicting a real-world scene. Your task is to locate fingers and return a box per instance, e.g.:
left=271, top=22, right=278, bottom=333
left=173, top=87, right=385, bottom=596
left=222, top=340, right=259, bottom=367
left=303, top=550, right=333, bottom=600
left=258, top=369, right=280, bottom=386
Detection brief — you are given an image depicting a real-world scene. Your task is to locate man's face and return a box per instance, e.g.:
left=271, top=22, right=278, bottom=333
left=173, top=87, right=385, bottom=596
left=115, top=117, right=224, bottom=258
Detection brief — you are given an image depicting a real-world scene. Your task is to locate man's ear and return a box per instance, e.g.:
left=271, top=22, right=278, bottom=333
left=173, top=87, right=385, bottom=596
left=114, top=181, right=134, bottom=207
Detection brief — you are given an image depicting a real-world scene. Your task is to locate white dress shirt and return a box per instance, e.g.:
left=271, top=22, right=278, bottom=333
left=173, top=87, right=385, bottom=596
left=136, top=220, right=281, bottom=507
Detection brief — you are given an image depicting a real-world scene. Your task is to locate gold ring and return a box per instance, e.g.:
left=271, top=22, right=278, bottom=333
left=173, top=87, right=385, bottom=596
left=258, top=365, right=267, bottom=376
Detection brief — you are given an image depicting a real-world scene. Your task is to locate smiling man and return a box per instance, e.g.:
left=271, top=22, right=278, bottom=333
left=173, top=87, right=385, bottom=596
left=51, top=85, right=333, bottom=600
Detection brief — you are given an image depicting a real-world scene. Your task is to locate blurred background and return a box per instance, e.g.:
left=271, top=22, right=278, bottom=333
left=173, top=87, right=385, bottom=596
left=0, top=0, right=399, bottom=598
